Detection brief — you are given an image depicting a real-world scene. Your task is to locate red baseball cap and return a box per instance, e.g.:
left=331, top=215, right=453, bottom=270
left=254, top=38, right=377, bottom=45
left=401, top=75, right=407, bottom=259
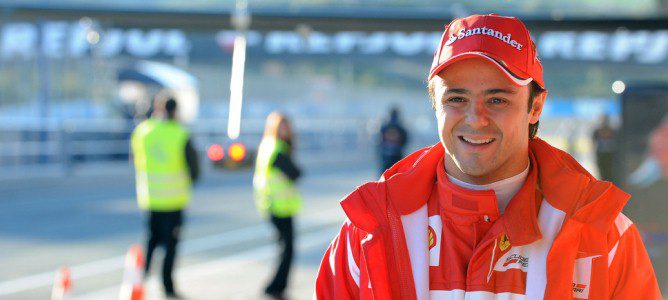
left=429, top=14, right=545, bottom=89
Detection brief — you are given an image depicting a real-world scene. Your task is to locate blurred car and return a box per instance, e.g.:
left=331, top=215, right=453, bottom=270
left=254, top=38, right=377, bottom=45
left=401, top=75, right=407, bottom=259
left=117, top=60, right=199, bottom=123
left=207, top=140, right=255, bottom=170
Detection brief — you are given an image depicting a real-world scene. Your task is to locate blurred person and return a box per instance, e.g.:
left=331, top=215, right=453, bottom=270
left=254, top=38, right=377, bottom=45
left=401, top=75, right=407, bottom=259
left=315, top=14, right=660, bottom=299
left=130, top=97, right=200, bottom=298
left=379, top=107, right=409, bottom=174
left=253, top=112, right=302, bottom=299
left=592, top=114, right=617, bottom=182
left=629, top=115, right=668, bottom=187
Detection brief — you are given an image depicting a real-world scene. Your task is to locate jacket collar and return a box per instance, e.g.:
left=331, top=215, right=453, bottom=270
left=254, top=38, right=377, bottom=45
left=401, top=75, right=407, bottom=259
left=383, top=144, right=444, bottom=215
left=434, top=150, right=542, bottom=246
left=435, top=157, right=499, bottom=218
left=499, top=152, right=542, bottom=245
left=530, top=138, right=630, bottom=232
left=340, top=144, right=443, bottom=234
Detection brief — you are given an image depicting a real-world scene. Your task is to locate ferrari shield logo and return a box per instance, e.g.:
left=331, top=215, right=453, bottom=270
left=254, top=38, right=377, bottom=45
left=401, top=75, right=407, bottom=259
left=499, top=233, right=510, bottom=251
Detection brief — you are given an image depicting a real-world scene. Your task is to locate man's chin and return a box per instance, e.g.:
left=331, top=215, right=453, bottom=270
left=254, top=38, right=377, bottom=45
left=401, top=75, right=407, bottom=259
left=459, top=166, right=491, bottom=178
left=454, top=158, right=495, bottom=178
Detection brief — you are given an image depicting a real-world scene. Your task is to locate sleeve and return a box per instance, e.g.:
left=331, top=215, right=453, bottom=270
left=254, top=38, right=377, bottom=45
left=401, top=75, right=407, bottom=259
left=185, top=138, right=200, bottom=183
left=273, top=152, right=302, bottom=182
left=607, top=213, right=662, bottom=300
left=314, top=220, right=362, bottom=300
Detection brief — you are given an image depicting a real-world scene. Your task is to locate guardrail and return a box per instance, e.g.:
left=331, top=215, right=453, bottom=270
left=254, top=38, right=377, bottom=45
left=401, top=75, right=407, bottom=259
left=0, top=116, right=601, bottom=180
left=0, top=118, right=390, bottom=174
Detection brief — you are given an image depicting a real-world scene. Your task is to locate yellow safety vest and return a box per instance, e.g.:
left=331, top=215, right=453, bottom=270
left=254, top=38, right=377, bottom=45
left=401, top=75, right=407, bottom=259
left=131, top=119, right=191, bottom=211
left=253, top=137, right=302, bottom=217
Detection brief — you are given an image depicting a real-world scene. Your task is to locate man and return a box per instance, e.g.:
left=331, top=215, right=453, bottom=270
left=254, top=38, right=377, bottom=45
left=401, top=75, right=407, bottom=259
left=315, top=14, right=661, bottom=299
left=592, top=114, right=617, bottom=182
left=131, top=97, right=199, bottom=298
left=629, top=115, right=668, bottom=187
left=379, top=107, right=409, bottom=174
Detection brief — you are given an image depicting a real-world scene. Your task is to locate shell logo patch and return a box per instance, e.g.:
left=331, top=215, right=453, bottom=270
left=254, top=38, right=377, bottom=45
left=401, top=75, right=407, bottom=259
left=428, top=226, right=437, bottom=250
left=428, top=215, right=442, bottom=266
left=499, top=233, right=510, bottom=251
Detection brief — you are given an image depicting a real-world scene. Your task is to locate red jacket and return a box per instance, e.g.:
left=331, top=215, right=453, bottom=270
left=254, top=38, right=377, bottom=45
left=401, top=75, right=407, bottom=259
left=315, top=139, right=661, bottom=299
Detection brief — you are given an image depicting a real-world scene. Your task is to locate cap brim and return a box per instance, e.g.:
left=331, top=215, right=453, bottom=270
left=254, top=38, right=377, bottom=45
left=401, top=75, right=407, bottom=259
left=429, top=52, right=533, bottom=86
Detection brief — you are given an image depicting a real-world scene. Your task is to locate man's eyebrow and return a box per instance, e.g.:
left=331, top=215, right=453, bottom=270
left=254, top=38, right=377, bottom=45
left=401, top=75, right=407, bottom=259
left=444, top=88, right=470, bottom=95
left=484, top=88, right=516, bottom=95
left=443, top=88, right=517, bottom=95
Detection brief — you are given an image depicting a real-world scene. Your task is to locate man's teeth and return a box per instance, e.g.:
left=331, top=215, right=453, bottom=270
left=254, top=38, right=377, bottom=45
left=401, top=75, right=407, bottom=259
left=462, top=137, right=494, bottom=144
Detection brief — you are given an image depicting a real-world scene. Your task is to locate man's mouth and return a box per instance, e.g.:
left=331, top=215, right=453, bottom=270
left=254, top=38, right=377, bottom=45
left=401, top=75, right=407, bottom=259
left=459, top=136, right=495, bottom=145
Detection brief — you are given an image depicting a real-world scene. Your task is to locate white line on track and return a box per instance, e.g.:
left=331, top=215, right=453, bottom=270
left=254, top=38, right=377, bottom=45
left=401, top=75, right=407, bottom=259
left=0, top=208, right=342, bottom=296
left=75, top=225, right=338, bottom=299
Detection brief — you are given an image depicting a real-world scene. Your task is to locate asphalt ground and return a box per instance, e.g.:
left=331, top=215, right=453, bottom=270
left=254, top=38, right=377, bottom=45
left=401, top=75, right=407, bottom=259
left=2, top=158, right=667, bottom=299
left=0, top=162, right=377, bottom=299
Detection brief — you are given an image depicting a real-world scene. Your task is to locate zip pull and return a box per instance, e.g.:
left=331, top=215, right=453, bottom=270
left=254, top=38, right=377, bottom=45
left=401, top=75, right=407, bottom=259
left=484, top=215, right=490, bottom=222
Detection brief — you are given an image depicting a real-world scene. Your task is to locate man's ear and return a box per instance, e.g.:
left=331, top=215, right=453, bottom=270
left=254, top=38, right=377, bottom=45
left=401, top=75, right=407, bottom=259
left=529, top=90, right=548, bottom=124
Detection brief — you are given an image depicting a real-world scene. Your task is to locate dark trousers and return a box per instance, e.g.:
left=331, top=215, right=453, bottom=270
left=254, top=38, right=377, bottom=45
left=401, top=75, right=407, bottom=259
left=381, top=155, right=402, bottom=175
left=144, top=210, right=183, bottom=294
left=265, top=215, right=294, bottom=294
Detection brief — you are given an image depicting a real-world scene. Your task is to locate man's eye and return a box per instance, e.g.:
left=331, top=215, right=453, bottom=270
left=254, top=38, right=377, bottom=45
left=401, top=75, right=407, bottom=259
left=443, top=97, right=467, bottom=107
left=489, top=98, right=507, bottom=105
left=442, top=97, right=467, bottom=109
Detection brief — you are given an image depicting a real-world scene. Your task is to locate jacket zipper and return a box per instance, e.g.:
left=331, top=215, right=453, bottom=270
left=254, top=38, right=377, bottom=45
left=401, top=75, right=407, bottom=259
left=466, top=232, right=498, bottom=288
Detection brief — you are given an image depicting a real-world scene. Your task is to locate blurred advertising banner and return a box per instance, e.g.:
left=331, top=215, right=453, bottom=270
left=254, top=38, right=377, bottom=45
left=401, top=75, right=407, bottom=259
left=3, top=20, right=668, bottom=65
left=0, top=21, right=190, bottom=60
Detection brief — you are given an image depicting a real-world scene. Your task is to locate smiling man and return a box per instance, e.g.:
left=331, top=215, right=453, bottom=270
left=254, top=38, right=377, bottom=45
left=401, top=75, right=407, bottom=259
left=314, top=14, right=661, bottom=299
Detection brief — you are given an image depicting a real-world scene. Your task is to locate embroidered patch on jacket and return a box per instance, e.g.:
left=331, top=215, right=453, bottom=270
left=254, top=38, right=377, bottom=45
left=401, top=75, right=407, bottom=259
left=499, top=233, right=510, bottom=251
left=428, top=215, right=442, bottom=266
left=428, top=226, right=437, bottom=250
left=494, top=246, right=529, bottom=272
left=572, top=254, right=601, bottom=299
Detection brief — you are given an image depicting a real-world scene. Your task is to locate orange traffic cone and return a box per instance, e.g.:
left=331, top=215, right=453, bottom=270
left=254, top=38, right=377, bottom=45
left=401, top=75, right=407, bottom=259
left=119, top=245, right=145, bottom=300
left=51, top=266, right=71, bottom=300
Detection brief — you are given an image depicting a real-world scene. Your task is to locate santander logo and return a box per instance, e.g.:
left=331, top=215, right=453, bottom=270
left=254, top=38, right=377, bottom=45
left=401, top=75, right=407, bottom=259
left=444, top=26, right=523, bottom=51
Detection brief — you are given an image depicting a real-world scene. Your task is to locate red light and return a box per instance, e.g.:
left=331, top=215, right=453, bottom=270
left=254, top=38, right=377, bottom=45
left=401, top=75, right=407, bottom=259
left=207, top=144, right=224, bottom=161
left=228, top=142, right=246, bottom=162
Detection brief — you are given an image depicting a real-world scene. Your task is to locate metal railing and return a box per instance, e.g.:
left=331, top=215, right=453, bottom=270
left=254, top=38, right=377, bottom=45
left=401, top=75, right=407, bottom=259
left=0, top=117, right=386, bottom=175
left=0, top=115, right=604, bottom=181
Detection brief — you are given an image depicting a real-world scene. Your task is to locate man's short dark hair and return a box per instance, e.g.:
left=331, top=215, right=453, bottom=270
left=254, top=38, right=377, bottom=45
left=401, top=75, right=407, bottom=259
left=165, top=98, right=177, bottom=119
left=427, top=80, right=545, bottom=139
left=527, top=82, right=544, bottom=139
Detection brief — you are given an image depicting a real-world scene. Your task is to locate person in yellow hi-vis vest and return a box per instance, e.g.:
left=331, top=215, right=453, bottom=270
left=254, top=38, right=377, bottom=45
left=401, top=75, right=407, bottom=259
left=131, top=97, right=199, bottom=299
left=253, top=111, right=302, bottom=299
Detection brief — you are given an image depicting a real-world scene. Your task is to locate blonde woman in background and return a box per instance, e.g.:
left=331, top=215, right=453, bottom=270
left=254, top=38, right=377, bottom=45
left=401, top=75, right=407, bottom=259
left=253, top=111, right=302, bottom=299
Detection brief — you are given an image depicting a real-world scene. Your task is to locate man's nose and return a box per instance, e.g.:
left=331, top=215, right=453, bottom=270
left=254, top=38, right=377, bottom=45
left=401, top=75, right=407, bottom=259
left=464, top=100, right=489, bottom=128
